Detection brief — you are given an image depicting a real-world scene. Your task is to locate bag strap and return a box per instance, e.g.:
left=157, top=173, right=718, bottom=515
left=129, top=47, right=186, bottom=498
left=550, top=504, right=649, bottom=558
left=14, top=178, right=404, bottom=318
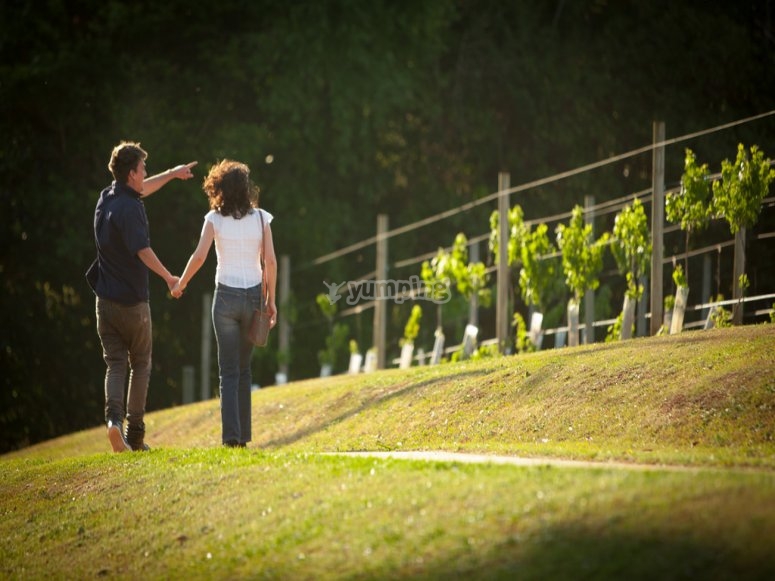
left=258, top=209, right=267, bottom=308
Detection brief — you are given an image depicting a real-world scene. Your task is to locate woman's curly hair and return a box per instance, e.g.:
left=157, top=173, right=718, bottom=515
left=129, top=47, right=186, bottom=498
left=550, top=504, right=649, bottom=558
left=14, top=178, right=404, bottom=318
left=203, top=159, right=259, bottom=218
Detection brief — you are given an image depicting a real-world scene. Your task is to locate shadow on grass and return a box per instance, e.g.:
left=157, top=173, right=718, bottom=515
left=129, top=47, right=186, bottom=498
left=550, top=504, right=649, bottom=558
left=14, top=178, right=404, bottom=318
left=262, top=369, right=491, bottom=449
left=425, top=524, right=775, bottom=581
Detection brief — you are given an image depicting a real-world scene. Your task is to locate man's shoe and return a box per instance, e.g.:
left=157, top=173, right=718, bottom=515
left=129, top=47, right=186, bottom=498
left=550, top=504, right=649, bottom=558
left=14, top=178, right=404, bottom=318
left=107, top=420, right=131, bottom=453
left=125, top=423, right=149, bottom=452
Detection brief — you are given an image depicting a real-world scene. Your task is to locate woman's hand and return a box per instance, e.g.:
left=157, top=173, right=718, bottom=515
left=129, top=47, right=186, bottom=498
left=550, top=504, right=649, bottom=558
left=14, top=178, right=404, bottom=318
left=171, top=280, right=185, bottom=299
left=267, top=300, right=278, bottom=328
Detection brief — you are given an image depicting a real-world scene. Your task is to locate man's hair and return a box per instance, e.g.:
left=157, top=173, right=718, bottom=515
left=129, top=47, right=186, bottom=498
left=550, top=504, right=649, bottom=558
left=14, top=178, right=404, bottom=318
left=109, top=141, right=147, bottom=184
left=203, top=159, right=259, bottom=218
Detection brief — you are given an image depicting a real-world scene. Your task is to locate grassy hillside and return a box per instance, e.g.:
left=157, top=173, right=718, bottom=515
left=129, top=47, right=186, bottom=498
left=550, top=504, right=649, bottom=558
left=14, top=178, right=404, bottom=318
left=12, top=324, right=775, bottom=467
left=2, top=324, right=775, bottom=579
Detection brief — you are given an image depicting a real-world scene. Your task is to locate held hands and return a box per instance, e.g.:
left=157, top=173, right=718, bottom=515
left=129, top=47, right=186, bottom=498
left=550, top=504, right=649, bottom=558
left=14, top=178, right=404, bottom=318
left=171, top=280, right=185, bottom=299
left=167, top=276, right=180, bottom=295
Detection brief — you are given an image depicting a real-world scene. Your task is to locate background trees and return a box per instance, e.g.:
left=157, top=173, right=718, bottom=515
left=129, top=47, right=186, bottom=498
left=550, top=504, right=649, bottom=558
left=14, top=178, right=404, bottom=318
left=2, top=0, right=774, bottom=452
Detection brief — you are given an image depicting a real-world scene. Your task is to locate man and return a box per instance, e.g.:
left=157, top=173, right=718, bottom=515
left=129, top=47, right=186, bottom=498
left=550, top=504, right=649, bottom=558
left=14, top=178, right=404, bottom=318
left=87, top=141, right=196, bottom=452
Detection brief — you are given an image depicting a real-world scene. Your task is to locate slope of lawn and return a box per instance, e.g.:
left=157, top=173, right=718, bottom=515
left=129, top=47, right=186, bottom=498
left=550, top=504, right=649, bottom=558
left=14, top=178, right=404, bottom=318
left=2, top=324, right=774, bottom=579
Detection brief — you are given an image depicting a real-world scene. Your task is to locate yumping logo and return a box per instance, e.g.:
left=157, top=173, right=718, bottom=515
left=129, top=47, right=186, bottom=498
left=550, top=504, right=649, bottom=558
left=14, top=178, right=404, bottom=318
left=322, top=275, right=451, bottom=306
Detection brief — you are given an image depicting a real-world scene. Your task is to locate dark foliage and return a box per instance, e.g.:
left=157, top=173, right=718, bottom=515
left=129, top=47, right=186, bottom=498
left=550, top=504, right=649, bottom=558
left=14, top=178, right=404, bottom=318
left=2, top=0, right=774, bottom=452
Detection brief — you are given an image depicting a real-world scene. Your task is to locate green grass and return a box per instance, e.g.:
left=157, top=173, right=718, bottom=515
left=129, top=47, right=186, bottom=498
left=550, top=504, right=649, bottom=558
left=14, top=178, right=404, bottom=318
left=2, top=324, right=775, bottom=579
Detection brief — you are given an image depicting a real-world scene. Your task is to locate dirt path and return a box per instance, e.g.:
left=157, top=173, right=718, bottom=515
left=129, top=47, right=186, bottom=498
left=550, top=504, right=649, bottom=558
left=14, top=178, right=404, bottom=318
left=334, top=450, right=720, bottom=472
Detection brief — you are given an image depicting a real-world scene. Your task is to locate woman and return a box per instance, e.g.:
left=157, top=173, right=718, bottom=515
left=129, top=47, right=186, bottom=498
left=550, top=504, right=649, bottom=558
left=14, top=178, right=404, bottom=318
left=173, top=160, right=277, bottom=447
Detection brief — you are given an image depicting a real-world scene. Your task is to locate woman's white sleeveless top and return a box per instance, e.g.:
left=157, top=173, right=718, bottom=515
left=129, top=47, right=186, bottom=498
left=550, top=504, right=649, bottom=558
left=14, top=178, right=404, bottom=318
left=205, top=208, right=273, bottom=288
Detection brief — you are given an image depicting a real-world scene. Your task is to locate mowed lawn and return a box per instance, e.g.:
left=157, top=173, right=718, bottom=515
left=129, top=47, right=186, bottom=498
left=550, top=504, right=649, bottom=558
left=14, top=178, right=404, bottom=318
left=2, top=324, right=774, bottom=579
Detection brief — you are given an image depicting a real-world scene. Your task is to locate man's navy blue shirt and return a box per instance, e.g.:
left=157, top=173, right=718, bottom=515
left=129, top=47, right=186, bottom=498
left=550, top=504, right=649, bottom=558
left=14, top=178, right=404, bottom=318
left=93, top=181, right=151, bottom=304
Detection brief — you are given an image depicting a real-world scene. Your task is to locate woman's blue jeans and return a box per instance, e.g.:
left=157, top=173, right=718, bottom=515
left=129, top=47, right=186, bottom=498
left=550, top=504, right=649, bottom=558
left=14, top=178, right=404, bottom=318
left=212, top=283, right=261, bottom=444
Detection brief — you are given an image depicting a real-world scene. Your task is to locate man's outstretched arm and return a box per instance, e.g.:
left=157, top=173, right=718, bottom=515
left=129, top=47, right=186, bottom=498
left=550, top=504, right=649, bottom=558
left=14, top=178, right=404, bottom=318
left=141, top=161, right=198, bottom=197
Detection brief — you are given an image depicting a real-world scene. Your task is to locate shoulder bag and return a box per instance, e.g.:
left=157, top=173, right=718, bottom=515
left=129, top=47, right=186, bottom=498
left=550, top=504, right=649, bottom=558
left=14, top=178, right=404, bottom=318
left=248, top=209, right=272, bottom=347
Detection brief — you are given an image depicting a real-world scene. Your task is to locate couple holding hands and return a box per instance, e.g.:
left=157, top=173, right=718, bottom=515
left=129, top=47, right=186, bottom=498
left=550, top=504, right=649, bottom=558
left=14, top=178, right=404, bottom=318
left=90, top=142, right=277, bottom=453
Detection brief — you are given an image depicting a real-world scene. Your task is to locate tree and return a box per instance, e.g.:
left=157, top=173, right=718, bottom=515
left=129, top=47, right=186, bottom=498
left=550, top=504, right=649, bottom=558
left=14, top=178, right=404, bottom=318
left=517, top=222, right=564, bottom=350
left=399, top=304, right=423, bottom=369
left=421, top=233, right=490, bottom=333
left=402, top=305, right=423, bottom=345
left=714, top=144, right=775, bottom=233
left=489, top=205, right=527, bottom=268
left=316, top=293, right=349, bottom=374
left=712, top=143, right=775, bottom=323
left=611, top=198, right=652, bottom=339
left=556, top=206, right=609, bottom=346
left=518, top=224, right=564, bottom=316
left=421, top=247, right=454, bottom=332
left=612, top=198, right=652, bottom=299
left=666, top=149, right=713, bottom=284
left=449, top=233, right=492, bottom=313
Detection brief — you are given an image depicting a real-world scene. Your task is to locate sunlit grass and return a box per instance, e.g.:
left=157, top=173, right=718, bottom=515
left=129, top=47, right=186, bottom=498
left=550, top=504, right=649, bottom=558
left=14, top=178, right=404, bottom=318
left=2, top=324, right=775, bottom=578
left=2, top=448, right=774, bottom=579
